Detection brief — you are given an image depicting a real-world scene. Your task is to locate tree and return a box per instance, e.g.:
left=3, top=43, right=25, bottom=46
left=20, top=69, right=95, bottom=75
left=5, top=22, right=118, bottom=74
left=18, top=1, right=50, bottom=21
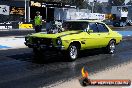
left=73, top=0, right=92, bottom=9
left=108, top=0, right=125, bottom=6
left=74, top=0, right=84, bottom=8
left=94, top=2, right=103, bottom=13
left=126, top=0, right=132, bottom=5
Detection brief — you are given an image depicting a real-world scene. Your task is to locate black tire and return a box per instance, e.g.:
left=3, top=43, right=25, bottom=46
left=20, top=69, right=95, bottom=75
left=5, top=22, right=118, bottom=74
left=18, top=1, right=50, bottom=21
left=105, top=40, right=116, bottom=54
left=33, top=48, right=43, bottom=57
left=67, top=44, right=79, bottom=61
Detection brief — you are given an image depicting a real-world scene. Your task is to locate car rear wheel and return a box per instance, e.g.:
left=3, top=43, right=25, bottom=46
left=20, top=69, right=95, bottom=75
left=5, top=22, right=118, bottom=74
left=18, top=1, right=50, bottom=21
left=67, top=44, right=79, bottom=61
left=106, top=40, right=116, bottom=54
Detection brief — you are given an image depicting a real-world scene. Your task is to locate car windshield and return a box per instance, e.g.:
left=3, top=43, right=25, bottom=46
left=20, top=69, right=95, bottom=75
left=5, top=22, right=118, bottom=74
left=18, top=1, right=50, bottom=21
left=62, top=21, right=88, bottom=31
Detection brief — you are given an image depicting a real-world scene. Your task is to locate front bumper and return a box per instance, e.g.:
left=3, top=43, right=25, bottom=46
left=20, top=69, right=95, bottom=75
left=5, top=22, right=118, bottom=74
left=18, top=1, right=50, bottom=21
left=24, top=42, right=65, bottom=50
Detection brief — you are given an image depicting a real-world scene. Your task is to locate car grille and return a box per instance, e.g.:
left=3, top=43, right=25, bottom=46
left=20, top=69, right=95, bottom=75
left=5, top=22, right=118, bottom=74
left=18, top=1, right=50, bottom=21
left=32, top=37, right=52, bottom=46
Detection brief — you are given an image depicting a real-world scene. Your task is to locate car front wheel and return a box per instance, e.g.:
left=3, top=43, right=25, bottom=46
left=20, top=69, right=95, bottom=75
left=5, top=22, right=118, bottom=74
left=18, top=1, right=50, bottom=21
left=33, top=48, right=43, bottom=57
left=106, top=40, right=116, bottom=54
left=67, top=44, right=79, bottom=61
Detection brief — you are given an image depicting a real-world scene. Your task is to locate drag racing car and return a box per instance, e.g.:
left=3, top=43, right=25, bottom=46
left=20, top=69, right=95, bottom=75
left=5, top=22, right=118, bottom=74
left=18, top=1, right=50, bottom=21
left=25, top=20, right=122, bottom=61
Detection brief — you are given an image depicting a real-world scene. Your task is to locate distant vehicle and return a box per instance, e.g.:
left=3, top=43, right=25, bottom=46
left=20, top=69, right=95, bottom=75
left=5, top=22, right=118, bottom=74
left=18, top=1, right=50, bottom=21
left=111, top=6, right=129, bottom=27
left=25, top=20, right=122, bottom=61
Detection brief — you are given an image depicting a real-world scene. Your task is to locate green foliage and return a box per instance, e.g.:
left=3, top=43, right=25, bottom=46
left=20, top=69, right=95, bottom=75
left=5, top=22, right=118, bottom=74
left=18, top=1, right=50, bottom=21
left=73, top=0, right=92, bottom=9
left=126, top=0, right=132, bottom=5
left=78, top=1, right=92, bottom=9
left=108, top=0, right=125, bottom=6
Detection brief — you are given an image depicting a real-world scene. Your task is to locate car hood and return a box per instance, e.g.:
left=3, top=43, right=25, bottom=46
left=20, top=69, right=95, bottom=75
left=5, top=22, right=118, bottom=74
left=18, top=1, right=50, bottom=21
left=30, top=31, right=81, bottom=38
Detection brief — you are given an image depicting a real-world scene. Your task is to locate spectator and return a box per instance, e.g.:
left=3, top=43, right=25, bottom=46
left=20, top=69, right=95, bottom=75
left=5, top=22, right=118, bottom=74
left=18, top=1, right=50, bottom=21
left=34, top=11, right=42, bottom=33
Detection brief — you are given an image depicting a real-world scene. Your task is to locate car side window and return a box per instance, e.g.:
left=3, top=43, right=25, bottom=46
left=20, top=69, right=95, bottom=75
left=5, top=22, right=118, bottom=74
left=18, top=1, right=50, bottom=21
left=89, top=23, right=98, bottom=32
left=97, top=23, right=109, bottom=32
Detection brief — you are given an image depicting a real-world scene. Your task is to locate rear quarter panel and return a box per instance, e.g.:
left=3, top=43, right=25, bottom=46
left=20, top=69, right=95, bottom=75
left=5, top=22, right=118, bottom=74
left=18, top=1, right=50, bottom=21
left=105, top=23, right=122, bottom=44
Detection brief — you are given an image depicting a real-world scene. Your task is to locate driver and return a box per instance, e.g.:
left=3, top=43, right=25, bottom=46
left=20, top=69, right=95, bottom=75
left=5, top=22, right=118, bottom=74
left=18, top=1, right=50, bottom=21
left=82, top=23, right=88, bottom=32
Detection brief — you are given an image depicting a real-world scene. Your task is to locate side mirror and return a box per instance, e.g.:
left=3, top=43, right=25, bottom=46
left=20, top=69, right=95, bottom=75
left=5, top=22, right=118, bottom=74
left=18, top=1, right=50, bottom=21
left=88, top=29, right=93, bottom=33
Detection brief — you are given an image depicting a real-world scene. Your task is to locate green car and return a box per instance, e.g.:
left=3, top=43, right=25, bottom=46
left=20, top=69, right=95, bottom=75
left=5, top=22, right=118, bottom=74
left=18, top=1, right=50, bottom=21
left=25, top=20, right=122, bottom=61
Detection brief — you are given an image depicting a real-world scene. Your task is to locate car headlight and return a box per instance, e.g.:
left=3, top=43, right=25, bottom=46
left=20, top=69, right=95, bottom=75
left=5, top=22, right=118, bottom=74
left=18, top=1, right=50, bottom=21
left=56, top=38, right=62, bottom=45
left=37, top=40, right=40, bottom=44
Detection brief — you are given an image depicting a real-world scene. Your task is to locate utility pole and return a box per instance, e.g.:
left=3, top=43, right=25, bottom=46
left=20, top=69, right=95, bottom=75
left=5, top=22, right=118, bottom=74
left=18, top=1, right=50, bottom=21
left=25, top=0, right=26, bottom=22
left=46, top=7, right=47, bottom=21
left=27, top=0, right=30, bottom=22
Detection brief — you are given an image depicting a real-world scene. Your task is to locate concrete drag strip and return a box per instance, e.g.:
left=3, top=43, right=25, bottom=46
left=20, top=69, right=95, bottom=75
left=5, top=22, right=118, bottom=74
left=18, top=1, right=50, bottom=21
left=0, top=37, right=27, bottom=50
left=45, top=62, right=132, bottom=88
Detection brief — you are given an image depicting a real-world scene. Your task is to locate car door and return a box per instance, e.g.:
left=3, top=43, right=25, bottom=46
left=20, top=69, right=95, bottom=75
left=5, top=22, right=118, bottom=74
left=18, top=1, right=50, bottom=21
left=96, top=23, right=110, bottom=48
left=84, top=22, right=102, bottom=49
